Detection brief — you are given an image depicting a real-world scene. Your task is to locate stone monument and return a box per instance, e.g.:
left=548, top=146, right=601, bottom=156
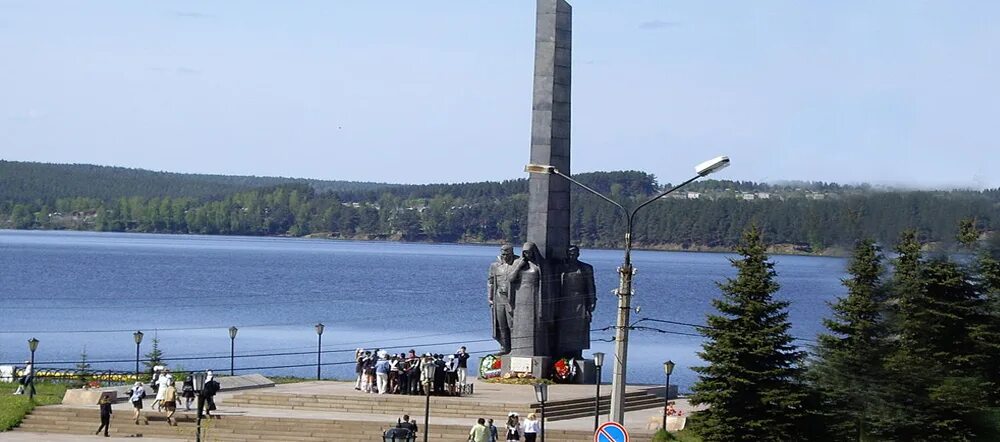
left=484, top=0, right=597, bottom=383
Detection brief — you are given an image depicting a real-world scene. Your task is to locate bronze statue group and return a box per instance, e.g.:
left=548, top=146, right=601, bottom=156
left=488, top=243, right=596, bottom=359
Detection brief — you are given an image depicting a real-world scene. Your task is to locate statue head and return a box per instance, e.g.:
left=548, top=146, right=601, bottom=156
left=521, top=242, right=539, bottom=262
left=499, top=244, right=514, bottom=264
left=567, top=245, right=580, bottom=261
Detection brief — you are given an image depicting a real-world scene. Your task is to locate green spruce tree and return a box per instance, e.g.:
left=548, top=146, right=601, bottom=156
left=143, top=337, right=165, bottom=374
left=811, top=239, right=889, bottom=441
left=691, top=226, right=807, bottom=442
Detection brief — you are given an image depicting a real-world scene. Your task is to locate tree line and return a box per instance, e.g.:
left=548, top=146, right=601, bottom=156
left=1, top=161, right=998, bottom=251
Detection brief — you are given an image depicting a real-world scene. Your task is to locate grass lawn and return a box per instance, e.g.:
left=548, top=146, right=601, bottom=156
left=0, top=382, right=68, bottom=431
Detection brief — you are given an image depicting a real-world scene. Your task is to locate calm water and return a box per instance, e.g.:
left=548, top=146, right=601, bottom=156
left=0, top=230, right=848, bottom=390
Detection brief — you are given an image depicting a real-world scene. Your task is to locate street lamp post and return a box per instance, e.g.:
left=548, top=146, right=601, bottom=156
left=534, top=383, right=548, bottom=442
left=593, top=352, right=605, bottom=432
left=133, top=331, right=143, bottom=375
left=423, top=368, right=431, bottom=442
left=192, top=371, right=207, bottom=442
left=526, top=156, right=729, bottom=423
left=315, top=323, right=325, bottom=380
left=229, top=326, right=238, bottom=376
left=662, top=360, right=675, bottom=431
left=27, top=338, right=39, bottom=400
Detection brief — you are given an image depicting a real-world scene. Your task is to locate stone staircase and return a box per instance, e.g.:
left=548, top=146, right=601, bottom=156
left=533, top=390, right=665, bottom=421
left=228, top=391, right=537, bottom=420
left=228, top=389, right=663, bottom=422
left=16, top=406, right=625, bottom=441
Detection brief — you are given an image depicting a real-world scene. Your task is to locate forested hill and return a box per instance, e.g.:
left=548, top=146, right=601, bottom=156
left=1, top=160, right=998, bottom=253
left=0, top=160, right=393, bottom=203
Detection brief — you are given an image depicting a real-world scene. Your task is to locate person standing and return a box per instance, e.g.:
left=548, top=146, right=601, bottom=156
left=354, top=349, right=366, bottom=391
left=126, top=382, right=147, bottom=425
left=468, top=417, right=489, bottom=442
left=95, top=394, right=113, bottom=437
left=162, top=380, right=178, bottom=426
left=521, top=413, right=540, bottom=442
left=505, top=412, right=520, bottom=441
left=375, top=356, right=391, bottom=394
left=455, top=346, right=471, bottom=390
left=486, top=418, right=499, bottom=442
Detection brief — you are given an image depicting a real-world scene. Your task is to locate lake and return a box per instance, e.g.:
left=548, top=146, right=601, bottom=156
left=0, top=229, right=848, bottom=390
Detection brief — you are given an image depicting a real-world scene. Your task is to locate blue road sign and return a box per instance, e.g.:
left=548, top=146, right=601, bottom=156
left=594, top=422, right=630, bottom=442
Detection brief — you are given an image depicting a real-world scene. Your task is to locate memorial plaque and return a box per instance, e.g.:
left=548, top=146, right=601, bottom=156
left=510, top=357, right=534, bottom=373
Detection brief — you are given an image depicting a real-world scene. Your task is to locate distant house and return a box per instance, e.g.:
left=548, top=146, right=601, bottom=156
left=805, top=193, right=826, bottom=200
left=741, top=193, right=755, bottom=201
left=686, top=192, right=701, bottom=199
left=756, top=192, right=771, bottom=199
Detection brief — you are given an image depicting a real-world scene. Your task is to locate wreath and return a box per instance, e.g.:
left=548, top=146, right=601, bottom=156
left=479, top=354, right=502, bottom=379
left=552, top=357, right=577, bottom=383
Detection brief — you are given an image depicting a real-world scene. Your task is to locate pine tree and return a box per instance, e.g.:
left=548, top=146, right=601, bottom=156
left=811, top=239, right=889, bottom=441
left=143, top=337, right=165, bottom=374
left=972, top=231, right=1000, bottom=405
left=691, top=226, right=807, bottom=442
left=878, top=230, right=987, bottom=440
left=76, top=347, right=92, bottom=386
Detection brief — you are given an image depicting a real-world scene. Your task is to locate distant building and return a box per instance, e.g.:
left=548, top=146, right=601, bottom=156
left=686, top=192, right=701, bottom=199
left=741, top=193, right=755, bottom=201
left=756, top=192, right=771, bottom=199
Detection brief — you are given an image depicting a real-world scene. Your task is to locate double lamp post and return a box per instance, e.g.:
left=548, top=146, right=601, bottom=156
left=526, top=155, right=729, bottom=423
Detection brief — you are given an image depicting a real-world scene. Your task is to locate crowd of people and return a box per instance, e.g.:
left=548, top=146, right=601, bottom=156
left=355, top=346, right=471, bottom=396
left=106, top=367, right=218, bottom=437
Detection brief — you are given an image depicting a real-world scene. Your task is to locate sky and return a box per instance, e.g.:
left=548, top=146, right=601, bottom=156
left=1, top=1, right=998, bottom=188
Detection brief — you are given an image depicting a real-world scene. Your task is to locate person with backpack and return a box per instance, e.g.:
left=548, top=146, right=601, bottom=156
left=202, top=371, right=221, bottom=418
left=126, top=381, right=147, bottom=425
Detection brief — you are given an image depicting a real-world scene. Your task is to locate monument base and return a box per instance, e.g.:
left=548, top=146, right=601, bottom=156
left=501, top=355, right=552, bottom=380
left=570, top=359, right=597, bottom=384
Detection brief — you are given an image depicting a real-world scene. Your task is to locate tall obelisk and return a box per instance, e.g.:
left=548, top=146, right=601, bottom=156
left=527, top=0, right=572, bottom=263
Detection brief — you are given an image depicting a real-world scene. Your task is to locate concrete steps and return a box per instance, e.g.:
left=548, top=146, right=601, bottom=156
left=534, top=391, right=666, bottom=421
left=228, top=389, right=664, bottom=422
left=228, top=391, right=538, bottom=420
left=16, top=406, right=631, bottom=441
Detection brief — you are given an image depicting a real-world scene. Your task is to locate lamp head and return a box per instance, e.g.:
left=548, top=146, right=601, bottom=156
left=663, top=360, right=675, bottom=376
left=229, top=326, right=238, bottom=340
left=694, top=156, right=730, bottom=176
left=533, top=383, right=548, bottom=402
left=27, top=338, right=39, bottom=352
left=524, top=164, right=556, bottom=175
left=593, top=352, right=605, bottom=368
left=192, top=372, right=207, bottom=391
left=133, top=330, right=144, bottom=345
left=315, top=323, right=325, bottom=336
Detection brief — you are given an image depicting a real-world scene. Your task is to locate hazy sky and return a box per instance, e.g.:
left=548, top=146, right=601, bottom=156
left=1, top=1, right=997, bottom=188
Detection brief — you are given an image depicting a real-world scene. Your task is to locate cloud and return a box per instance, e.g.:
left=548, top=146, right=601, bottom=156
left=147, top=66, right=203, bottom=76
left=638, top=19, right=680, bottom=30
left=173, top=11, right=215, bottom=19
left=8, top=109, right=46, bottom=120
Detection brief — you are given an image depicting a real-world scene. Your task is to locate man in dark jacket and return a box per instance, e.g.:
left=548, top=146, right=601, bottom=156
left=95, top=394, right=113, bottom=437
left=202, top=371, right=221, bottom=418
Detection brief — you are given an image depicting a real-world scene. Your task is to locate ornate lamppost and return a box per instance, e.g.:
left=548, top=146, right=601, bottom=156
left=314, top=323, right=325, bottom=380
left=593, top=352, right=605, bottom=432
left=534, top=383, right=548, bottom=442
left=27, top=338, right=39, bottom=400
left=662, top=360, right=675, bottom=431
left=229, top=326, right=238, bottom=376
left=133, top=331, right=144, bottom=375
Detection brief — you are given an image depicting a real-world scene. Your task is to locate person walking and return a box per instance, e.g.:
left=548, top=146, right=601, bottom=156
left=181, top=377, right=195, bottom=411
left=505, top=412, right=520, bottom=441
left=126, top=382, right=147, bottom=425
left=95, top=394, right=113, bottom=437
left=152, top=368, right=171, bottom=411
left=12, top=361, right=32, bottom=395
left=486, top=418, right=499, bottom=442
left=202, top=371, right=220, bottom=418
left=522, top=413, right=540, bottom=442
left=162, top=380, right=178, bottom=426
left=468, top=417, right=489, bottom=442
